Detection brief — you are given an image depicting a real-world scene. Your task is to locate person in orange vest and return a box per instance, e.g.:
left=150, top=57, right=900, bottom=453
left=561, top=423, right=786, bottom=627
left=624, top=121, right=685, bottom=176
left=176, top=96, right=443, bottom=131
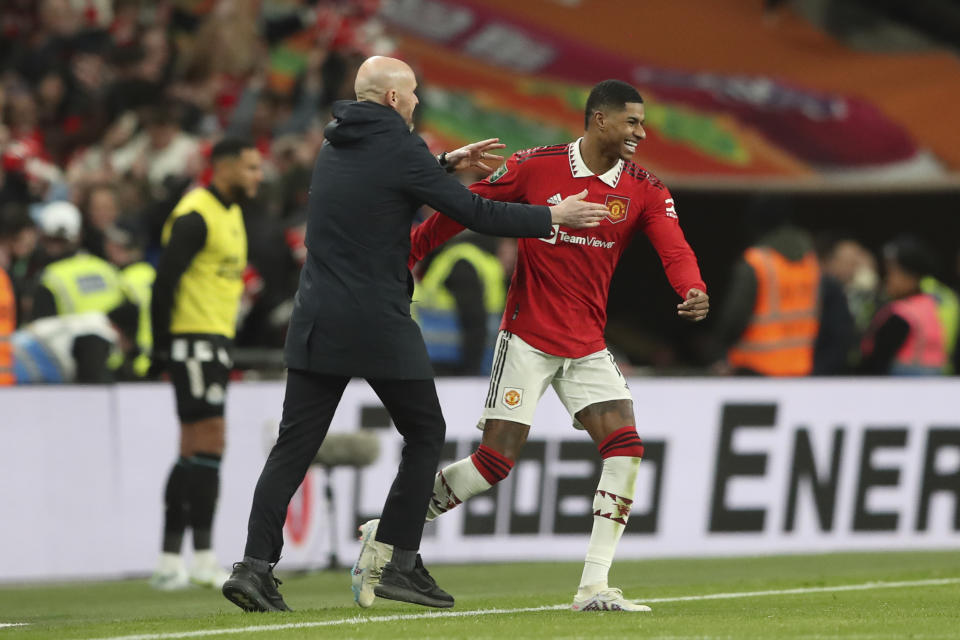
left=0, top=262, right=14, bottom=386
left=0, top=218, right=17, bottom=385
left=714, top=204, right=821, bottom=376
left=859, top=236, right=946, bottom=375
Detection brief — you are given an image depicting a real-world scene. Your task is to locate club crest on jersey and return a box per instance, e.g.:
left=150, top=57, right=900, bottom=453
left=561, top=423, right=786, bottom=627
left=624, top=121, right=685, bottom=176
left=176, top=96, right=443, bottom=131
left=487, top=163, right=509, bottom=183
left=604, top=195, right=630, bottom=224
left=502, top=387, right=523, bottom=409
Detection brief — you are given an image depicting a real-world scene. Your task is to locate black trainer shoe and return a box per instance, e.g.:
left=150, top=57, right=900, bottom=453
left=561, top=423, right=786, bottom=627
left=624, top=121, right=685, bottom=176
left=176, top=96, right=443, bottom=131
left=222, top=562, right=292, bottom=612
left=374, top=555, right=454, bottom=608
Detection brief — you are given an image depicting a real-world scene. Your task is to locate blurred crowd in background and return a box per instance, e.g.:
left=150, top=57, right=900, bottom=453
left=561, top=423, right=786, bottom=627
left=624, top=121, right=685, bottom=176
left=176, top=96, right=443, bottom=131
left=0, top=0, right=389, bottom=382
left=0, top=0, right=957, bottom=385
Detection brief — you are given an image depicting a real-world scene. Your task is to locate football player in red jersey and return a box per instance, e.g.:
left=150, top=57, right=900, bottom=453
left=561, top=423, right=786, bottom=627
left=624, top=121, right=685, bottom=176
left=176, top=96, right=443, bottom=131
left=353, top=80, right=709, bottom=611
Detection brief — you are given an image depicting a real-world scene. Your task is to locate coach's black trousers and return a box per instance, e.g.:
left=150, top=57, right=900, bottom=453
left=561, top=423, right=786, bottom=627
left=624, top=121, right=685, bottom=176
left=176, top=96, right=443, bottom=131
left=244, top=368, right=446, bottom=562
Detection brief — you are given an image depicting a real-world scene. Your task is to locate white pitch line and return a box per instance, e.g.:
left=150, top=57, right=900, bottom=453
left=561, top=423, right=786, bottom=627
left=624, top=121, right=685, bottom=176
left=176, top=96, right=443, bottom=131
left=0, top=623, right=29, bottom=628
left=640, top=577, right=960, bottom=603
left=86, top=577, right=960, bottom=640
left=87, top=606, right=568, bottom=640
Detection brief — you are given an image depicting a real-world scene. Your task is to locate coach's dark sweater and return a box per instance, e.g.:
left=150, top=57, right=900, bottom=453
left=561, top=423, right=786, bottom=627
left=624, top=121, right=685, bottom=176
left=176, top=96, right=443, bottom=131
left=284, top=100, right=551, bottom=379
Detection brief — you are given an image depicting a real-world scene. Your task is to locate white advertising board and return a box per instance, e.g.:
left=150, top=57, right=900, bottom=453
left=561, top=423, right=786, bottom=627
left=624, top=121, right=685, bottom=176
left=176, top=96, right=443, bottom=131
left=1, top=378, right=958, bottom=581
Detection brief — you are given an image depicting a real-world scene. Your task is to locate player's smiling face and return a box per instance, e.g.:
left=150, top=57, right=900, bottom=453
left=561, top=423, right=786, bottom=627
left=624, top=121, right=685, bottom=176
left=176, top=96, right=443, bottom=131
left=603, top=102, right=646, bottom=161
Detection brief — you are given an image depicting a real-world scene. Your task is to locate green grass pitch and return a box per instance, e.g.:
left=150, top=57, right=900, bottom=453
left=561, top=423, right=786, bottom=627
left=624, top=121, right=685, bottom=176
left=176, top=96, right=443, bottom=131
left=1, top=551, right=958, bottom=639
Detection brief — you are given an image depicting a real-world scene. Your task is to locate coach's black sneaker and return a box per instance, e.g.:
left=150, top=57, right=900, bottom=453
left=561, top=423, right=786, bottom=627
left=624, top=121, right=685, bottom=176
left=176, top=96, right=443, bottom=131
left=374, top=555, right=454, bottom=608
left=222, top=562, right=292, bottom=612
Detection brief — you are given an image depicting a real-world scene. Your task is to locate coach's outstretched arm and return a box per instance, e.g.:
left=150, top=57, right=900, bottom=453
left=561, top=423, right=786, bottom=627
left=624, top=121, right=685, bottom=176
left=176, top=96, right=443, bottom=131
left=439, top=137, right=506, bottom=174
left=403, top=138, right=605, bottom=237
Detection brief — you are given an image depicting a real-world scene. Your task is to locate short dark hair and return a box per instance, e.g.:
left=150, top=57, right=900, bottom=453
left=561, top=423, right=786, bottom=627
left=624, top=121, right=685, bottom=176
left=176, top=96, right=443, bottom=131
left=0, top=203, right=33, bottom=239
left=107, top=302, right=141, bottom=340
left=141, top=101, right=180, bottom=128
left=584, top=80, right=644, bottom=129
left=883, top=235, right=934, bottom=278
left=211, top=137, right=256, bottom=163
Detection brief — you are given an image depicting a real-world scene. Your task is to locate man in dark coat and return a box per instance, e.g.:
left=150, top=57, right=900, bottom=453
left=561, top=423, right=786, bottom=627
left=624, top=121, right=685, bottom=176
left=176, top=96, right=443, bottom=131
left=222, top=56, right=607, bottom=612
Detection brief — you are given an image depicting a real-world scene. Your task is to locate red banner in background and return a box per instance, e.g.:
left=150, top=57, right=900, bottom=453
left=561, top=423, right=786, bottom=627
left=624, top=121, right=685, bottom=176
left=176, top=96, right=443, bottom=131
left=381, top=0, right=946, bottom=180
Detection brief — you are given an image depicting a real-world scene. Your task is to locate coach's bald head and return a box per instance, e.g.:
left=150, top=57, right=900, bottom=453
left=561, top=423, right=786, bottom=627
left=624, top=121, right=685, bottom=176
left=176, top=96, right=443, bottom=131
left=355, top=56, right=419, bottom=129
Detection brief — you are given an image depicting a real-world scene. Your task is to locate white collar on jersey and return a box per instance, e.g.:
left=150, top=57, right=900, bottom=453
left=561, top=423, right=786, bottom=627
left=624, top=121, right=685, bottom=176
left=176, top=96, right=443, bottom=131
left=568, top=137, right=624, bottom=188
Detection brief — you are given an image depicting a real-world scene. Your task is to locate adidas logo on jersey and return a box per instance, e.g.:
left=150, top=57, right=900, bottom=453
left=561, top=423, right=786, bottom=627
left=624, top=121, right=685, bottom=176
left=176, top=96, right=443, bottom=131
left=547, top=193, right=563, bottom=205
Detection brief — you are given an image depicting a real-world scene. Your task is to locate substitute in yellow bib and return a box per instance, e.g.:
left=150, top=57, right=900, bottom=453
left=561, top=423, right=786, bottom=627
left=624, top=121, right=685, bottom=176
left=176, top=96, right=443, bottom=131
left=148, top=138, right=263, bottom=591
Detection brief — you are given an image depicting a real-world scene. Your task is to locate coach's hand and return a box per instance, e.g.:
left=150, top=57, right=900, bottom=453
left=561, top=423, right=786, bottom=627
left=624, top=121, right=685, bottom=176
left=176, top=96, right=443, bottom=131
left=549, top=189, right=607, bottom=229
left=678, top=288, right=709, bottom=322
left=445, top=138, right=507, bottom=173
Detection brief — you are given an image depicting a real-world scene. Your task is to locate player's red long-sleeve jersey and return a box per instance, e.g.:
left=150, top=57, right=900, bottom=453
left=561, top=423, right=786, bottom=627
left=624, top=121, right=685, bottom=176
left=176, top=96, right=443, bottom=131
left=410, top=139, right=707, bottom=359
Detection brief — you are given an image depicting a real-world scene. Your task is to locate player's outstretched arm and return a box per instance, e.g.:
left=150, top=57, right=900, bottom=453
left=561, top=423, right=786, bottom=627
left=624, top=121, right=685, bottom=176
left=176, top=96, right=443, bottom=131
left=678, top=288, right=709, bottom=322
left=640, top=189, right=707, bottom=305
left=409, top=211, right=464, bottom=268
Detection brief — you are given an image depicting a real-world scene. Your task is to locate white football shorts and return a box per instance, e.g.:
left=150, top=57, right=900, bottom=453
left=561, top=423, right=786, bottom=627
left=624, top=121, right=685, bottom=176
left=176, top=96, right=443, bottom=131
left=479, top=330, right=632, bottom=429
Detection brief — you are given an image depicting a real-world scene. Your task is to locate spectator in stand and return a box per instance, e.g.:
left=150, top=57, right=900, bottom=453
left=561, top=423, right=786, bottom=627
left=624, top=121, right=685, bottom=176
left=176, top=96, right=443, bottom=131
left=80, top=182, right=121, bottom=259
left=4, top=88, right=47, bottom=162
left=0, top=204, right=39, bottom=325
left=111, top=103, right=200, bottom=190
left=8, top=0, right=80, bottom=86
left=226, top=49, right=327, bottom=149
left=859, top=236, right=948, bottom=376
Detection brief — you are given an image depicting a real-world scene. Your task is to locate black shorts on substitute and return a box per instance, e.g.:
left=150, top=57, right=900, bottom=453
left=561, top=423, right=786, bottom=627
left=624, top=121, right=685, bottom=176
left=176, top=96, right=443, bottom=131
left=168, top=333, right=234, bottom=423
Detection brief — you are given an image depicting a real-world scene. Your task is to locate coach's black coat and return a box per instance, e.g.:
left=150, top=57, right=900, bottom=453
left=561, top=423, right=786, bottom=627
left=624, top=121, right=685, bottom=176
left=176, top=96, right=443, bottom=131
left=284, top=100, right=551, bottom=379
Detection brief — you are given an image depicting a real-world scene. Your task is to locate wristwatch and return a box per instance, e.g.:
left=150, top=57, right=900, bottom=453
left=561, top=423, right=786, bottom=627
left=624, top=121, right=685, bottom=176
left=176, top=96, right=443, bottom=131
left=437, top=151, right=457, bottom=174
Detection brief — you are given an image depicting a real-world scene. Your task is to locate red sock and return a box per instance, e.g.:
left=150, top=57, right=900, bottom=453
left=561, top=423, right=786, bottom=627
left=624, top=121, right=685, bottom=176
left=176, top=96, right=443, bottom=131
left=598, top=426, right=644, bottom=459
left=470, top=444, right=515, bottom=485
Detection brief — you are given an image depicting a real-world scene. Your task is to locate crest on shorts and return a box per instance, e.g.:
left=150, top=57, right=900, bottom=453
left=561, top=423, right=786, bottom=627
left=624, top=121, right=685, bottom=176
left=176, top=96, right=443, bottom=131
left=502, top=387, right=523, bottom=409
left=605, top=195, right=630, bottom=224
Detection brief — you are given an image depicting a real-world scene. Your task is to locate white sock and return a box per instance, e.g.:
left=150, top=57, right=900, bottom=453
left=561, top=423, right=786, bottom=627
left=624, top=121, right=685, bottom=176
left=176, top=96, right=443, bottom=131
left=425, top=456, right=493, bottom=521
left=192, top=549, right=219, bottom=570
left=157, top=552, right=184, bottom=574
left=579, top=456, right=641, bottom=590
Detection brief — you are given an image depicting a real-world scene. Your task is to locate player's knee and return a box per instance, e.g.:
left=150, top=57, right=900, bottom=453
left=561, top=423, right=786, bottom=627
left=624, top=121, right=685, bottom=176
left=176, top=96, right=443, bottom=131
left=481, top=419, right=529, bottom=460
left=470, top=444, right=515, bottom=485
left=597, top=425, right=644, bottom=459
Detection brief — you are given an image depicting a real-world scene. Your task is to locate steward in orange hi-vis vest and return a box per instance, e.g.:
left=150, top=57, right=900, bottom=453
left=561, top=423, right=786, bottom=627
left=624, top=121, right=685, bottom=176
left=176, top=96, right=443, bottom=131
left=0, top=265, right=14, bottom=385
left=727, top=247, right=821, bottom=376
